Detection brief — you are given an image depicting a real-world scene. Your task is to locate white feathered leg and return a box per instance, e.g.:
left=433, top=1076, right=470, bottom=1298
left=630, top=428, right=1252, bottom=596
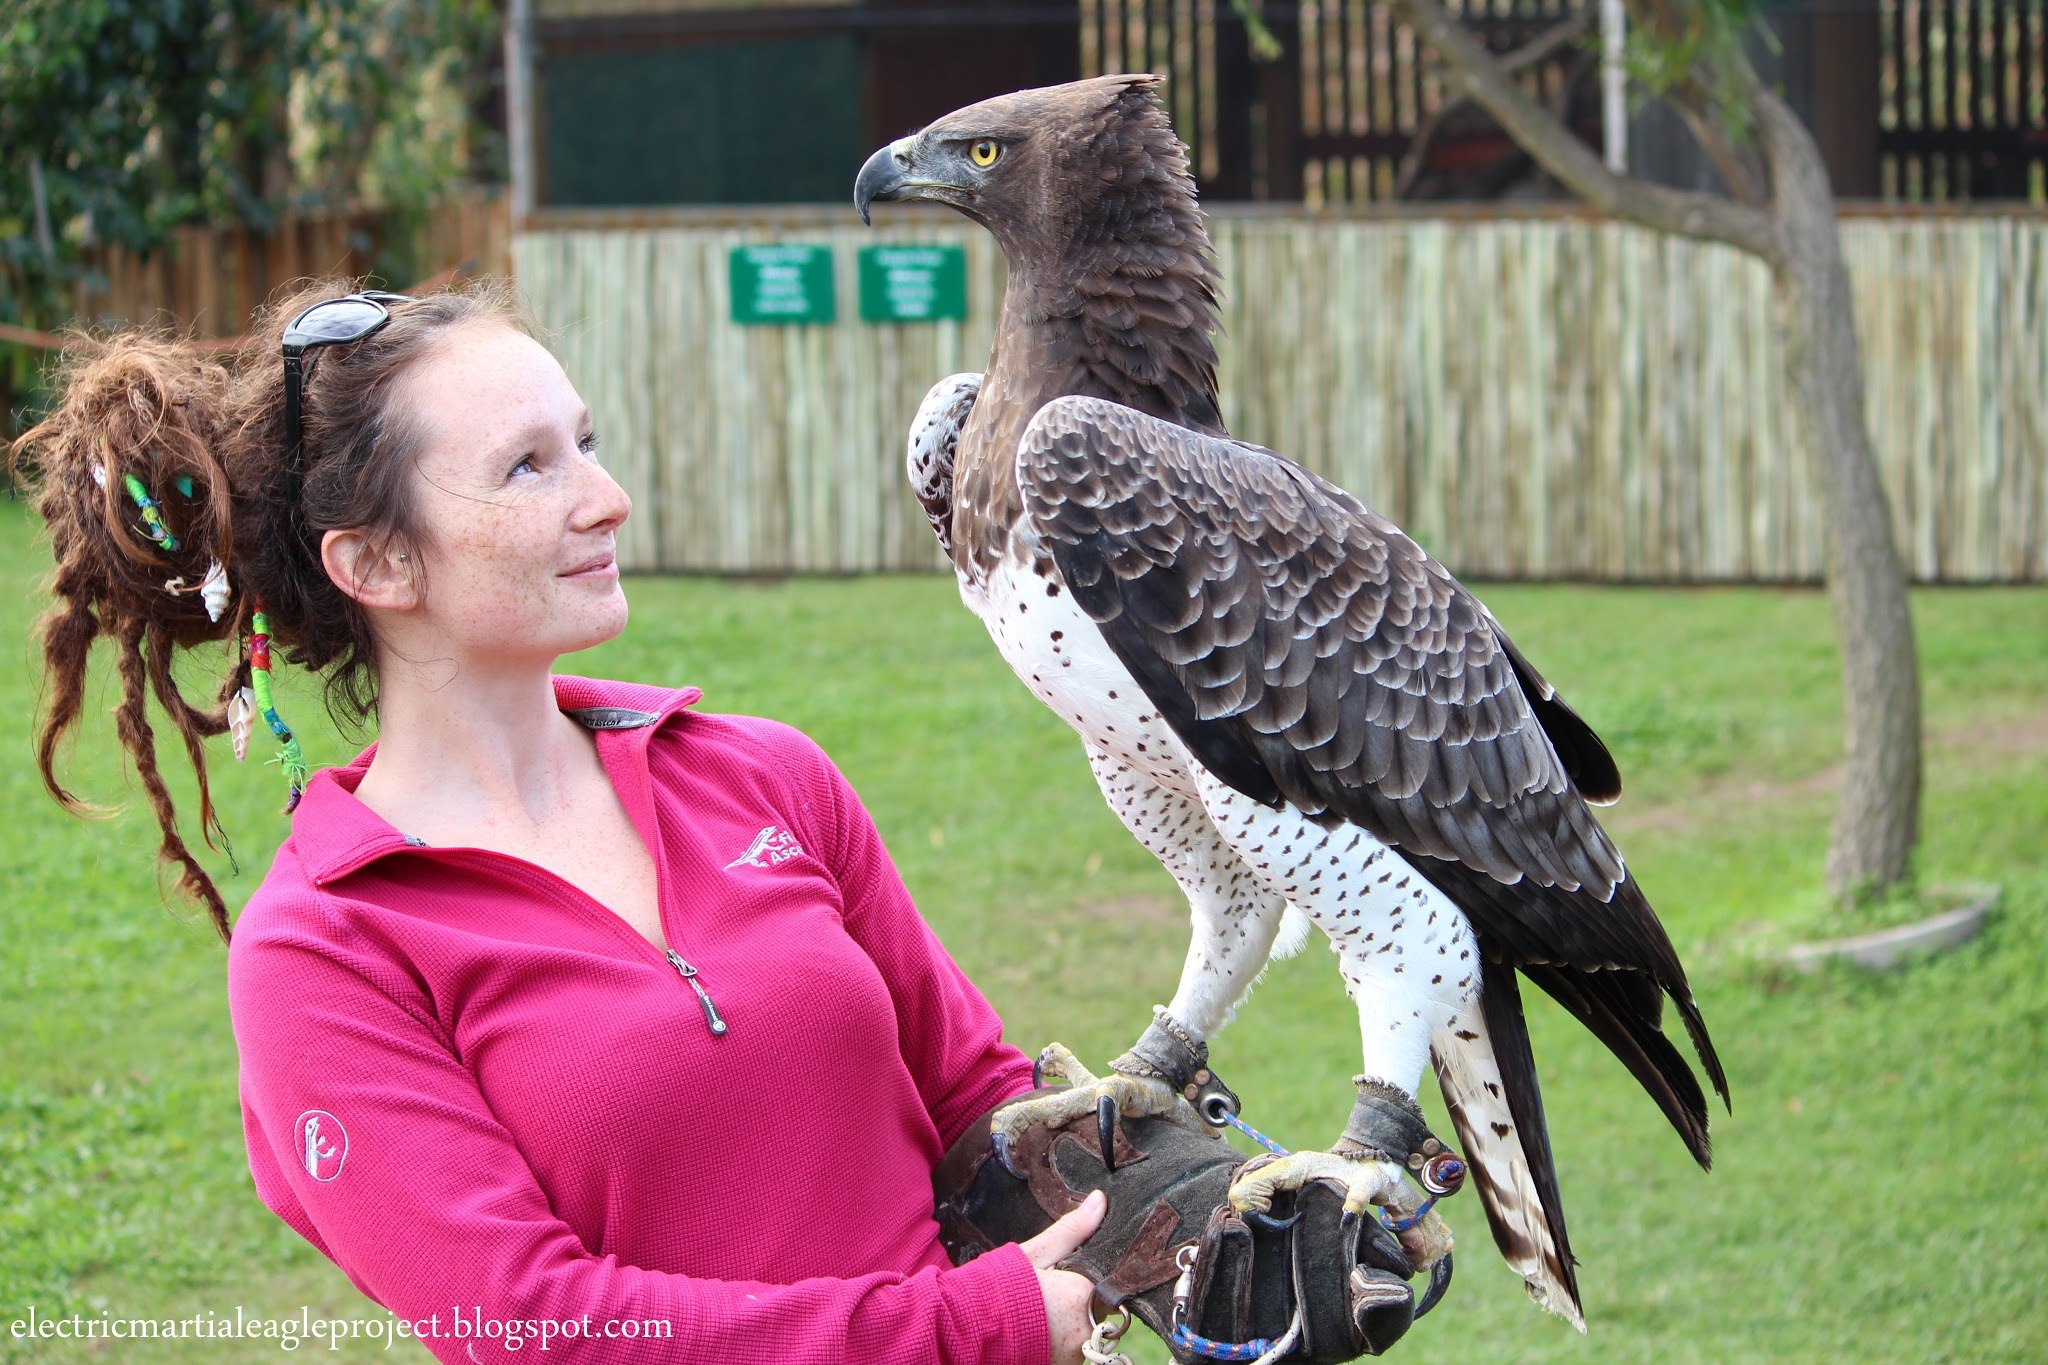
left=1186, top=768, right=1473, bottom=1260
left=989, top=751, right=1292, bottom=1150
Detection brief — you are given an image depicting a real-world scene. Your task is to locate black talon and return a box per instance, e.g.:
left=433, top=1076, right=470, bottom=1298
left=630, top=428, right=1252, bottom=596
left=1413, top=1251, right=1454, bottom=1320
left=1096, top=1093, right=1119, bottom=1172
left=991, top=1129, right=1022, bottom=1178
left=1242, top=1206, right=1303, bottom=1233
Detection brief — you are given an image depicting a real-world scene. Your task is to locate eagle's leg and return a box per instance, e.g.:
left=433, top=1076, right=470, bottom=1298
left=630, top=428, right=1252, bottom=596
left=987, top=754, right=1292, bottom=1164
left=1226, top=968, right=1466, bottom=1268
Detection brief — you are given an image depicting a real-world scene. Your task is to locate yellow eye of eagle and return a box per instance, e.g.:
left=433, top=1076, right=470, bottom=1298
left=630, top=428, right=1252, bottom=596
left=970, top=140, right=1001, bottom=168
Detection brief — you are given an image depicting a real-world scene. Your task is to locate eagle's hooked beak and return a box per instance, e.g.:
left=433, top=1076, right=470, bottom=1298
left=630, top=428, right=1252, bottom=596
left=854, top=139, right=915, bottom=225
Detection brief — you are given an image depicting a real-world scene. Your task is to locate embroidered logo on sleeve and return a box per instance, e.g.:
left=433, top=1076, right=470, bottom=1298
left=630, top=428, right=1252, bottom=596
left=725, top=825, right=805, bottom=870
left=296, top=1109, right=349, bottom=1182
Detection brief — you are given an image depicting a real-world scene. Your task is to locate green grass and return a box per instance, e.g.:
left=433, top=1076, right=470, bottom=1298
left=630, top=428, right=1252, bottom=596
left=2, top=492, right=2044, bottom=1362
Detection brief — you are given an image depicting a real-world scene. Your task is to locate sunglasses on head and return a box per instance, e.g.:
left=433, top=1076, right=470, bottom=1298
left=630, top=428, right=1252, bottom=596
left=281, top=290, right=413, bottom=505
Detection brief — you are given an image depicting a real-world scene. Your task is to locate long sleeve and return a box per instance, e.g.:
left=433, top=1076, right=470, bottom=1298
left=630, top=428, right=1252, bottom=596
left=228, top=914, right=1048, bottom=1365
left=795, top=739, right=1039, bottom=1148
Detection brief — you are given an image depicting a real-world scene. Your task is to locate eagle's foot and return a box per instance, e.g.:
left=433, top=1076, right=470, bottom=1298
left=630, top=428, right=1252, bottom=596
left=1228, top=1149, right=1407, bottom=1219
left=1324, top=1076, right=1468, bottom=1270
left=988, top=1050, right=1190, bottom=1175
left=991, top=1011, right=1232, bottom=1174
left=1225, top=1153, right=1456, bottom=1271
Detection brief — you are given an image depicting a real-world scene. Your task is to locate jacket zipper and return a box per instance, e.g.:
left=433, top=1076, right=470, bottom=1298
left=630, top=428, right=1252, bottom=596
left=398, top=848, right=732, bottom=1040
left=664, top=949, right=729, bottom=1036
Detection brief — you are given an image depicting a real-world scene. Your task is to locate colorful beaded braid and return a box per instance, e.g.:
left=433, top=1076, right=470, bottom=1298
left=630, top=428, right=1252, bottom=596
left=121, top=472, right=179, bottom=551
left=248, top=611, right=309, bottom=812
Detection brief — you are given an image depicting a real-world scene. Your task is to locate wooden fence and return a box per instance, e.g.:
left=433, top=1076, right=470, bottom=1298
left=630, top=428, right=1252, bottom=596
left=73, top=189, right=512, bottom=340
left=521, top=206, right=2046, bottom=582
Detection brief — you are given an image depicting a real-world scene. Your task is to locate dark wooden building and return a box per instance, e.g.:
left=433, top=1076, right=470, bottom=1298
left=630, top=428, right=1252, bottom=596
left=525, top=0, right=2047, bottom=208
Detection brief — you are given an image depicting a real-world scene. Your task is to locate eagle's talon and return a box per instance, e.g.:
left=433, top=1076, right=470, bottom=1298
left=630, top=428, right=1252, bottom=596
left=990, top=1129, right=1021, bottom=1178
left=988, top=1064, right=1183, bottom=1161
left=1241, top=1205, right=1303, bottom=1233
left=1414, top=1251, right=1454, bottom=1320
left=1033, top=1041, right=1098, bottom=1090
left=1096, top=1093, right=1120, bottom=1172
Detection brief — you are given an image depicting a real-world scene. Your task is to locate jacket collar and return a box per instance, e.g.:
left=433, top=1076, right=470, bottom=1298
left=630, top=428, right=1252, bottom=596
left=289, top=675, right=702, bottom=887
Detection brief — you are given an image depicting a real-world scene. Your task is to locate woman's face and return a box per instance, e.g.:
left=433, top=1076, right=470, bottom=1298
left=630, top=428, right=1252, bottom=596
left=393, top=322, right=631, bottom=666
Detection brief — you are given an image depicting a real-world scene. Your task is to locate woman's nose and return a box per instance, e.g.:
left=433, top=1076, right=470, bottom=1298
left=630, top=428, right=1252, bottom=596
left=578, top=456, right=632, bottom=532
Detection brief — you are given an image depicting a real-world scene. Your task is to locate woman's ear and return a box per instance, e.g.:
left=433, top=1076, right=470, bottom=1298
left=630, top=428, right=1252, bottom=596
left=321, top=529, right=420, bottom=612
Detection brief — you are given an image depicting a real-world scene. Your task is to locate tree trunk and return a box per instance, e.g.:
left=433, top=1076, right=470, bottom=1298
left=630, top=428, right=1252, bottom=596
left=1382, top=0, right=1924, bottom=905
left=1755, top=91, right=1922, bottom=900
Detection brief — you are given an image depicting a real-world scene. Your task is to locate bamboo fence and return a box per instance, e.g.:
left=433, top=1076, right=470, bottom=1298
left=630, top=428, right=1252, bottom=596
left=514, top=206, right=2048, bottom=581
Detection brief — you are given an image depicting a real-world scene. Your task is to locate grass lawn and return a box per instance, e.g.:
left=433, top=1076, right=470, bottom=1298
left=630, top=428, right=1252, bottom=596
left=2, top=492, right=2044, bottom=1362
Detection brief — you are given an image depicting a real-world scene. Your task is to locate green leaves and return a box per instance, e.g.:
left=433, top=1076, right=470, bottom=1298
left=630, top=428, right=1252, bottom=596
left=1616, top=0, right=1774, bottom=146
left=0, top=0, right=500, bottom=333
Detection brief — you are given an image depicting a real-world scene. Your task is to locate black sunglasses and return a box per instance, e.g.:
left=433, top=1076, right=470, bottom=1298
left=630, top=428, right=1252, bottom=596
left=281, top=290, right=413, bottom=507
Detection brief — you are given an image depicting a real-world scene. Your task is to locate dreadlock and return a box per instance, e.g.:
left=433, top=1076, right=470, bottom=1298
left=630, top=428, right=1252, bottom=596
left=11, top=275, right=532, bottom=942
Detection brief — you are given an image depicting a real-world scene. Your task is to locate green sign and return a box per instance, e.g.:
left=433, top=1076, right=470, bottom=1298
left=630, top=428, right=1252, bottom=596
left=729, top=245, right=836, bottom=325
left=858, top=245, right=968, bottom=323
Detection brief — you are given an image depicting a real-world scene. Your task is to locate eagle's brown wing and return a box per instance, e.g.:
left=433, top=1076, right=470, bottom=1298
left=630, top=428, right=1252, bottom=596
left=1015, top=393, right=1728, bottom=1154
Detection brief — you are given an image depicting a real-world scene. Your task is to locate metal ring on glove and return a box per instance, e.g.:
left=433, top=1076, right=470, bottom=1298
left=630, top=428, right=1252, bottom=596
left=1182, top=1067, right=1241, bottom=1127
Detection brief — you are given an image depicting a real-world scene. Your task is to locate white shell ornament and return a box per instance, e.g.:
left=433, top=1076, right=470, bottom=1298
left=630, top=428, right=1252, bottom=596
left=229, top=687, right=256, bottom=763
left=199, top=560, right=231, bottom=622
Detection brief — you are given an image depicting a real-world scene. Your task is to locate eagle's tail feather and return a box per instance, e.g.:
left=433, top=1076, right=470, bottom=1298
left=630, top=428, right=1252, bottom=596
left=1521, top=961, right=1714, bottom=1170
left=1677, top=990, right=1731, bottom=1111
left=1432, top=960, right=1584, bottom=1329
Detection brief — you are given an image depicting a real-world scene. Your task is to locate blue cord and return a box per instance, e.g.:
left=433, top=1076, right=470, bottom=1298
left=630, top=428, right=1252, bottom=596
left=1222, top=1112, right=1290, bottom=1156
left=1169, top=1324, right=1284, bottom=1361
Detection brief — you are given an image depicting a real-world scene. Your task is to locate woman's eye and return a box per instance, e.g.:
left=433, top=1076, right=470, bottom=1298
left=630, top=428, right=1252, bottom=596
left=510, top=454, right=538, bottom=478
left=579, top=432, right=602, bottom=458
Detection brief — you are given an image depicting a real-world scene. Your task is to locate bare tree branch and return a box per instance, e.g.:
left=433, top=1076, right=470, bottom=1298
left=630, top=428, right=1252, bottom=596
left=1395, top=8, right=1598, bottom=198
left=1384, top=0, right=1782, bottom=261
left=1671, top=98, right=1771, bottom=206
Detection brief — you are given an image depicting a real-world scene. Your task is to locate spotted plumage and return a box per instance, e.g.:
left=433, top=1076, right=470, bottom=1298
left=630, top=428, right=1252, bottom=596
left=862, top=74, right=1726, bottom=1327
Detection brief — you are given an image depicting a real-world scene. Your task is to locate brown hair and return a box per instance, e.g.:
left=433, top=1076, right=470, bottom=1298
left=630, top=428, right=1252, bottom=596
left=10, top=275, right=533, bottom=943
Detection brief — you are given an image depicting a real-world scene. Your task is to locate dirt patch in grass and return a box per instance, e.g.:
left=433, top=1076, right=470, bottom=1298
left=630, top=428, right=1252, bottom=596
left=1613, top=704, right=2048, bottom=835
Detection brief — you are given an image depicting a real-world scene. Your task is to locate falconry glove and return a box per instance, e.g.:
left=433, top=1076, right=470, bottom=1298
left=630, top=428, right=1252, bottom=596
left=934, top=1088, right=1437, bottom=1362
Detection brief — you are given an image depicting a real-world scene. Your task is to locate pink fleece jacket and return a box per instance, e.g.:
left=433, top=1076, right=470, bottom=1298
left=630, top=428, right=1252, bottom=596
left=226, top=676, right=1043, bottom=1364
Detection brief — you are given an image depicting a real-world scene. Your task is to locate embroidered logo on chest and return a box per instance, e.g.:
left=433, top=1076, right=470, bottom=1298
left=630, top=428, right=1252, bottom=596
left=295, top=1109, right=349, bottom=1182
left=726, top=825, right=805, bottom=870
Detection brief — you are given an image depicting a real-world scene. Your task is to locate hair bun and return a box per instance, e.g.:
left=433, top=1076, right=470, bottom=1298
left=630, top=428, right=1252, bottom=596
left=19, top=332, right=242, bottom=647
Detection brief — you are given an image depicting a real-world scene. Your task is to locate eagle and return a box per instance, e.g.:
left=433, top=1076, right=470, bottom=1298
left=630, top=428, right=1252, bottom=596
left=856, top=75, right=1726, bottom=1327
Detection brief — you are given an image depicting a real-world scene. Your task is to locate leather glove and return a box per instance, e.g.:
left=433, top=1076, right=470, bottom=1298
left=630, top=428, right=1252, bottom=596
left=934, top=1087, right=1438, bottom=1362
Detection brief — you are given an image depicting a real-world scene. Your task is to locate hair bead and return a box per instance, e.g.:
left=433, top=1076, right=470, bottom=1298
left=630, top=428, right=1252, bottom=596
left=121, top=472, right=180, bottom=552
left=249, top=610, right=310, bottom=812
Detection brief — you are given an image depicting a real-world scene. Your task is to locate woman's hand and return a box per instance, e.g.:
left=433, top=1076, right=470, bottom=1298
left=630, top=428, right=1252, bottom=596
left=1022, top=1187, right=1108, bottom=1365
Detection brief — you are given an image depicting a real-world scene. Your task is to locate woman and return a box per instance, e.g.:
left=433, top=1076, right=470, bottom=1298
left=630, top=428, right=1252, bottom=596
left=15, top=279, right=1106, bottom=1363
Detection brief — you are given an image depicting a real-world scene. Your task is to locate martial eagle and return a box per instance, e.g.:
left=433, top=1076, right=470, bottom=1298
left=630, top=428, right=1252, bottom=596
left=857, top=75, right=1726, bottom=1327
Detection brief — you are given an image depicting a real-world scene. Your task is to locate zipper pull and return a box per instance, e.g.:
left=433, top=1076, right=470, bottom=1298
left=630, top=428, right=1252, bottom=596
left=665, top=949, right=729, bottom=1037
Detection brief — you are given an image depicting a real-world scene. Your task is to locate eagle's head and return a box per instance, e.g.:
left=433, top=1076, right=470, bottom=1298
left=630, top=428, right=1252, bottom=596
left=855, top=75, right=1199, bottom=272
